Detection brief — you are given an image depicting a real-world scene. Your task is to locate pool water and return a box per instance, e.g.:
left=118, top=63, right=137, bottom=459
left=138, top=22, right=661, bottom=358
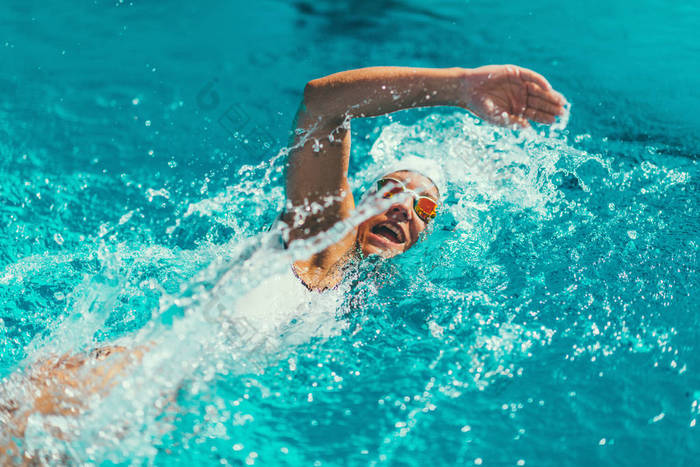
left=1, top=0, right=698, bottom=465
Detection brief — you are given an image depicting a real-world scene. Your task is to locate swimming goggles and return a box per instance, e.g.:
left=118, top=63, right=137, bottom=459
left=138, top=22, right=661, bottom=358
left=376, top=177, right=438, bottom=223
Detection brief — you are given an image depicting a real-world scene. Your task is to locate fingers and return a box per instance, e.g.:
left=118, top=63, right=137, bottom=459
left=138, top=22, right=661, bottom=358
left=527, top=81, right=567, bottom=108
left=523, top=81, right=568, bottom=124
left=482, top=65, right=569, bottom=127
left=517, top=67, right=552, bottom=90
left=527, top=82, right=567, bottom=108
left=524, top=107, right=557, bottom=124
left=527, top=95, right=564, bottom=116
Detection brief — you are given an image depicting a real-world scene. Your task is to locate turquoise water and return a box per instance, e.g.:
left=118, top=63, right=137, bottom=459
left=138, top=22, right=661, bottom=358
left=1, top=0, right=698, bottom=464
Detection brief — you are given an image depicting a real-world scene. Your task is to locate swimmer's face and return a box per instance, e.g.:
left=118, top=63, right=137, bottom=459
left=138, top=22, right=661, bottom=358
left=356, top=171, right=440, bottom=258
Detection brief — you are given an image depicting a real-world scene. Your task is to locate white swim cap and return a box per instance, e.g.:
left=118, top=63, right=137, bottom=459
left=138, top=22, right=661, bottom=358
left=376, top=155, right=446, bottom=197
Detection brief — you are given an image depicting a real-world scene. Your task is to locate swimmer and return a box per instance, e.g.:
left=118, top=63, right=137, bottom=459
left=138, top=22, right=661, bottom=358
left=283, top=65, right=567, bottom=290
left=1, top=64, right=566, bottom=461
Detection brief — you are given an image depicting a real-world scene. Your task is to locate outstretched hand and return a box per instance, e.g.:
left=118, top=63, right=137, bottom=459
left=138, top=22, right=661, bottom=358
left=462, top=65, right=567, bottom=127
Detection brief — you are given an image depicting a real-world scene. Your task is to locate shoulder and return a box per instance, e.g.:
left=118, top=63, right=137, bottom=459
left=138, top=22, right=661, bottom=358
left=292, top=231, right=358, bottom=291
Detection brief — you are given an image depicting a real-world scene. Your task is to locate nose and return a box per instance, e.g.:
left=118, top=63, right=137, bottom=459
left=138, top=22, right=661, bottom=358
left=386, top=198, right=412, bottom=221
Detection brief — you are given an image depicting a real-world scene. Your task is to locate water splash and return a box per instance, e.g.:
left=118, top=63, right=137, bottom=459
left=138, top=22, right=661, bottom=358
left=1, top=107, right=697, bottom=464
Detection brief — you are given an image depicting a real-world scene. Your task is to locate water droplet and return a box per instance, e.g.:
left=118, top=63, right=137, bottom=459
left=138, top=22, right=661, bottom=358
left=119, top=211, right=134, bottom=225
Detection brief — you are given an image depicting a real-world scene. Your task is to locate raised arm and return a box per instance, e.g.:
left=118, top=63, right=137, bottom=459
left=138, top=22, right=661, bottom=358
left=284, top=67, right=471, bottom=239
left=283, top=65, right=566, bottom=285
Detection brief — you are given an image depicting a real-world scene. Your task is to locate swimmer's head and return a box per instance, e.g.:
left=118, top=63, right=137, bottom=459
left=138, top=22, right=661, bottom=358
left=356, top=169, right=440, bottom=258
left=381, top=155, right=446, bottom=197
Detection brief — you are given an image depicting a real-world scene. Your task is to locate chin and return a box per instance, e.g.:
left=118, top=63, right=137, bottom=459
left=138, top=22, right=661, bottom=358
left=359, top=242, right=401, bottom=258
left=356, top=219, right=408, bottom=259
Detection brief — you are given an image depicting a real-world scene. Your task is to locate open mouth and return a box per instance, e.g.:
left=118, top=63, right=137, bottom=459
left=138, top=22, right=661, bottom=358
left=370, top=222, right=406, bottom=244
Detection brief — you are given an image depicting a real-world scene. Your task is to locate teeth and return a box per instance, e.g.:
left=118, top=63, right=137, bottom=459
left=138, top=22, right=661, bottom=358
left=384, top=223, right=403, bottom=242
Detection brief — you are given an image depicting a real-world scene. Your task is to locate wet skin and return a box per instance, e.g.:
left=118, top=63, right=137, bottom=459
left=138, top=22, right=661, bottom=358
left=356, top=170, right=440, bottom=258
left=286, top=65, right=566, bottom=291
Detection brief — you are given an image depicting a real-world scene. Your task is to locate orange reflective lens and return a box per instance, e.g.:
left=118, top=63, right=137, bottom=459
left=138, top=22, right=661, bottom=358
left=414, top=196, right=437, bottom=221
left=376, top=178, right=438, bottom=223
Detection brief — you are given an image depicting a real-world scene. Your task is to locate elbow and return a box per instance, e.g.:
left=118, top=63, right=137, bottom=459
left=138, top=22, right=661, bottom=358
left=298, top=77, right=346, bottom=127
left=302, top=79, right=326, bottom=117
left=303, top=78, right=323, bottom=96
